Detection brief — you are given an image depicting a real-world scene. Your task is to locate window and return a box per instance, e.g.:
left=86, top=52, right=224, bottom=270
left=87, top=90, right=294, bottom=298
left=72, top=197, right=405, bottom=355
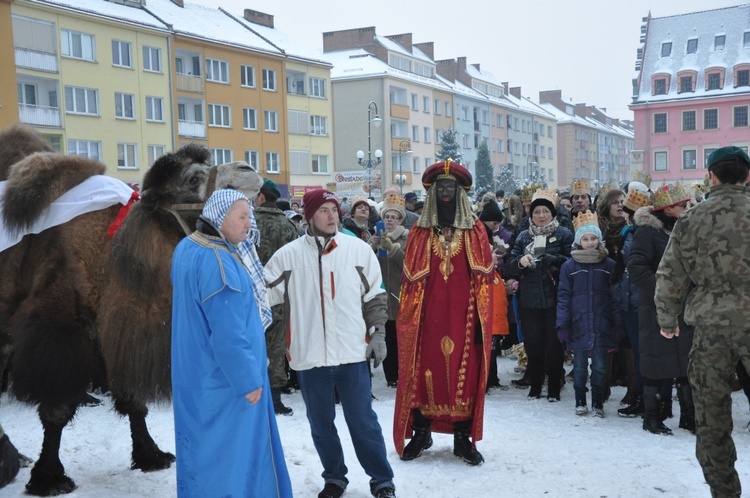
left=548, top=147, right=553, bottom=159
left=707, top=73, right=721, bottom=90
left=734, top=106, right=749, bottom=127
left=286, top=70, right=305, bottom=95
left=654, top=113, right=667, bottom=133
left=737, top=70, right=750, bottom=87
left=411, top=93, right=418, bottom=111
left=175, top=54, right=200, bottom=76
left=142, top=46, right=161, bottom=72
left=264, top=110, right=278, bottom=132
left=661, top=42, right=672, bottom=57
left=654, top=78, right=667, bottom=95
left=686, top=38, right=698, bottom=54
left=289, top=150, right=309, bottom=175
left=412, top=125, right=419, bottom=141
left=704, top=148, right=717, bottom=169
left=445, top=102, right=451, bottom=117
left=682, top=110, right=696, bottom=131
left=422, top=157, right=430, bottom=173
left=462, top=134, right=469, bottom=148
left=147, top=145, right=166, bottom=165
left=513, top=117, right=519, bottom=130
left=243, top=108, right=257, bottom=130
left=714, top=35, right=725, bottom=51
left=540, top=125, right=545, bottom=137
left=704, top=109, right=718, bottom=130
left=111, top=40, right=132, bottom=68
left=435, top=129, right=442, bottom=144
left=310, top=77, right=327, bottom=98
left=61, top=29, right=95, bottom=61
left=654, top=151, right=668, bottom=171
left=423, top=96, right=430, bottom=113
left=424, top=127, right=431, bottom=143
left=145, top=96, right=163, bottom=122
left=680, top=76, right=693, bottom=93
left=262, top=69, right=276, bottom=91
left=265, top=152, right=279, bottom=173
left=389, top=54, right=411, bottom=72
left=497, top=140, right=504, bottom=153
left=683, top=149, right=697, bottom=170
left=497, top=114, right=504, bottom=128
left=389, top=86, right=407, bottom=105
left=461, top=106, right=469, bottom=120
left=65, top=86, right=98, bottom=115
left=16, top=82, right=37, bottom=105
left=208, top=103, right=231, bottom=127
left=310, top=115, right=328, bottom=136
left=240, top=65, right=255, bottom=87
left=206, top=58, right=229, bottom=83
left=745, top=32, right=750, bottom=47
left=115, top=92, right=135, bottom=119
left=12, top=16, right=56, bottom=55
left=434, top=99, right=441, bottom=115
left=287, top=110, right=308, bottom=135
left=244, top=150, right=259, bottom=169
left=117, top=143, right=137, bottom=169
left=548, top=125, right=553, bottom=138
left=68, top=139, right=101, bottom=160
left=312, top=154, right=329, bottom=174
left=211, top=148, right=232, bottom=165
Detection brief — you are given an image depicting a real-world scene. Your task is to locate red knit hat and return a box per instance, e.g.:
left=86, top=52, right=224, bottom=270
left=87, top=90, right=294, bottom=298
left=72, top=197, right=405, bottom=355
left=303, top=189, right=340, bottom=221
left=422, top=160, right=472, bottom=191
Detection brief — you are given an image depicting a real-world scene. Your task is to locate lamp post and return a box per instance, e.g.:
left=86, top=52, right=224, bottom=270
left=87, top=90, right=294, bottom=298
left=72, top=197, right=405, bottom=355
left=356, top=101, right=383, bottom=198
left=396, top=139, right=412, bottom=194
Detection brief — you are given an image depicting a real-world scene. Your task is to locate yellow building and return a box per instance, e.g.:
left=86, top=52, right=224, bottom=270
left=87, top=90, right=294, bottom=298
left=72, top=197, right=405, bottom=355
left=0, top=0, right=20, bottom=129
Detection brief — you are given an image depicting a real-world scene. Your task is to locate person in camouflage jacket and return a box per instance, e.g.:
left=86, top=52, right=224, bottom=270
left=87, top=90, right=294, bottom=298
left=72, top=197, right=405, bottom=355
left=655, top=146, right=750, bottom=498
left=254, top=179, right=299, bottom=415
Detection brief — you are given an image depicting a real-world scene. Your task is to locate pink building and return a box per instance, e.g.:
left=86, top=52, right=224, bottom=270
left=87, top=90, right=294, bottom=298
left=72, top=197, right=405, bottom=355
left=630, top=5, right=750, bottom=185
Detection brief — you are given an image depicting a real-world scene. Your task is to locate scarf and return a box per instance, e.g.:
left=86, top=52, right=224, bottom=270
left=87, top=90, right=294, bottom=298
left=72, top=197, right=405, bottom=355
left=528, top=218, right=559, bottom=237
left=571, top=245, right=608, bottom=264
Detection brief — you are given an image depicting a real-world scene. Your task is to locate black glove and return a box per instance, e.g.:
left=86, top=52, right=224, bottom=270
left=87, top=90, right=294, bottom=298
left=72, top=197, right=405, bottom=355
left=539, top=253, right=556, bottom=268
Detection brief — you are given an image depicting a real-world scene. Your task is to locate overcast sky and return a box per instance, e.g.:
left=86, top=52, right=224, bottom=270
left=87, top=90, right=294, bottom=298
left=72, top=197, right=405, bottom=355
left=194, top=0, right=742, bottom=120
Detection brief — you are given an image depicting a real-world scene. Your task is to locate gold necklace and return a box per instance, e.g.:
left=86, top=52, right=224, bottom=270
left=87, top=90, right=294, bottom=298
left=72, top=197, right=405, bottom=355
left=432, top=227, right=463, bottom=281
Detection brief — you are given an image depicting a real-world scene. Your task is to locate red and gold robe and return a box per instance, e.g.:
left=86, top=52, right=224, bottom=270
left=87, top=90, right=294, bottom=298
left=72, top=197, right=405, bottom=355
left=393, top=219, right=494, bottom=455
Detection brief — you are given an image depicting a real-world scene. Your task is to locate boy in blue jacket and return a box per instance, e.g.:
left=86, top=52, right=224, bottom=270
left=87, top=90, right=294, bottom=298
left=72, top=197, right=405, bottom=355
left=557, top=210, right=624, bottom=417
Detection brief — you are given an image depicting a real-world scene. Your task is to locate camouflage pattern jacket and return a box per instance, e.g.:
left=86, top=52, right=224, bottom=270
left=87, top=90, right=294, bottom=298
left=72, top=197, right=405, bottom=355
left=254, top=202, right=299, bottom=266
left=655, top=184, right=750, bottom=331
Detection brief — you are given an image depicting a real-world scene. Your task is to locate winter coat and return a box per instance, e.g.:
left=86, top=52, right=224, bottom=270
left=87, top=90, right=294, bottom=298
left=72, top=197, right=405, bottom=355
left=556, top=249, right=624, bottom=351
left=507, top=224, right=573, bottom=309
left=254, top=202, right=299, bottom=265
left=627, top=206, right=693, bottom=379
left=372, top=225, right=409, bottom=321
left=611, top=225, right=639, bottom=313
left=342, top=217, right=372, bottom=242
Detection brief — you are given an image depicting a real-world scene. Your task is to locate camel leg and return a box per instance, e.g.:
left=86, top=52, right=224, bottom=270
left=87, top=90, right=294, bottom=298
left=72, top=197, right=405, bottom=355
left=114, top=398, right=175, bottom=471
left=25, top=404, right=76, bottom=496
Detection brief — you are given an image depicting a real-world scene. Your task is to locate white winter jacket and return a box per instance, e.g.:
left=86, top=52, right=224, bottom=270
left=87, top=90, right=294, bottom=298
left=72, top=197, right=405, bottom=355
left=264, top=231, right=387, bottom=371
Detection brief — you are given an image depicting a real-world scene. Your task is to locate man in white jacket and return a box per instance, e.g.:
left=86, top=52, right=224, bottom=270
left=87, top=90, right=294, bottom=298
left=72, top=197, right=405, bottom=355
left=264, top=189, right=396, bottom=498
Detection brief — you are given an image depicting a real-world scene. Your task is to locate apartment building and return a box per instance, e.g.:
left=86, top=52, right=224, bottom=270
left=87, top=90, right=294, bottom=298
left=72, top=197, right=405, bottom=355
left=630, top=5, right=750, bottom=183
left=0, top=0, right=19, bottom=128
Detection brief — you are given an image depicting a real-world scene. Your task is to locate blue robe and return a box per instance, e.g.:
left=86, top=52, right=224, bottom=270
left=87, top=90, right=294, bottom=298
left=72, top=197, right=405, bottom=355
left=171, top=232, right=292, bottom=498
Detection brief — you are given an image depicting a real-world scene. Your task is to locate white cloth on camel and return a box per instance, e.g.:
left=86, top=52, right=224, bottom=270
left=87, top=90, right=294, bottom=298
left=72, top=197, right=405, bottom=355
left=0, top=175, right=134, bottom=252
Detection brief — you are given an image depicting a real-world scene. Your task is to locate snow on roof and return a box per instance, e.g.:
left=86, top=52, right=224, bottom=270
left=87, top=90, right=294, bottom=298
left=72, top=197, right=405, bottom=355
left=375, top=35, right=434, bottom=64
left=29, top=0, right=168, bottom=30
left=540, top=102, right=596, bottom=128
left=328, top=49, right=451, bottom=91
left=145, top=0, right=282, bottom=55
left=465, top=64, right=504, bottom=87
left=504, top=93, right=556, bottom=120
left=635, top=4, right=750, bottom=103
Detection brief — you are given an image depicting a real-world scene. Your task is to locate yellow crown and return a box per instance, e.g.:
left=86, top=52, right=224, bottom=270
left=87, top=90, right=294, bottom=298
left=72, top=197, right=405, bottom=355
left=531, top=188, right=558, bottom=207
left=624, top=189, right=652, bottom=211
left=570, top=178, right=590, bottom=196
left=382, top=192, right=405, bottom=209
left=598, top=182, right=619, bottom=196
left=631, top=170, right=652, bottom=188
left=572, top=209, right=598, bottom=233
left=520, top=182, right=542, bottom=202
left=703, top=173, right=710, bottom=188
left=652, top=183, right=690, bottom=211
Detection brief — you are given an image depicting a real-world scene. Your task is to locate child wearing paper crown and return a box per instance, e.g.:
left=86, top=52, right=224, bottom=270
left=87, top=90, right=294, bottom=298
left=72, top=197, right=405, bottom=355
left=556, top=210, right=625, bottom=417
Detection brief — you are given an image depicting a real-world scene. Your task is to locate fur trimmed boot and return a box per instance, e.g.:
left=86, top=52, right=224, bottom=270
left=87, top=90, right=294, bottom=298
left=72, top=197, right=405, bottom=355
left=643, top=386, right=673, bottom=435
left=453, top=421, right=484, bottom=466
left=677, top=383, right=696, bottom=434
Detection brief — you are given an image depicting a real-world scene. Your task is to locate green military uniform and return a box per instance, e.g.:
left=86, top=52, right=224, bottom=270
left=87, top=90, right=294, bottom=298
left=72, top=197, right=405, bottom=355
left=255, top=201, right=299, bottom=389
left=655, top=183, right=750, bottom=498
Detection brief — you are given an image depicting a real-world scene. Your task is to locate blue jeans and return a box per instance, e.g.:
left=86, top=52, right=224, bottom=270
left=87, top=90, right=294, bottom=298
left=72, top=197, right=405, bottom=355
left=573, top=348, right=608, bottom=408
left=297, top=362, right=394, bottom=493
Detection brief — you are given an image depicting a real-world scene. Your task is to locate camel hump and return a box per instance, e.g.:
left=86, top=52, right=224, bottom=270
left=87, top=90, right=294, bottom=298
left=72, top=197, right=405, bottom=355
left=2, top=152, right=106, bottom=234
left=0, top=123, right=54, bottom=181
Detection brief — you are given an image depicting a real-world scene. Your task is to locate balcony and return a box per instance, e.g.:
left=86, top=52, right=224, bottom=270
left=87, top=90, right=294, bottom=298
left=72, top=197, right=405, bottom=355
left=390, top=103, right=410, bottom=120
left=178, top=120, right=206, bottom=138
left=15, top=47, right=58, bottom=73
left=19, top=104, right=61, bottom=127
left=176, top=73, right=204, bottom=93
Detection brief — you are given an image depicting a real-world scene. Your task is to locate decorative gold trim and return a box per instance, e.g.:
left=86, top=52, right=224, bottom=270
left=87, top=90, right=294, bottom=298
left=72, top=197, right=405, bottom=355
left=431, top=228, right=463, bottom=281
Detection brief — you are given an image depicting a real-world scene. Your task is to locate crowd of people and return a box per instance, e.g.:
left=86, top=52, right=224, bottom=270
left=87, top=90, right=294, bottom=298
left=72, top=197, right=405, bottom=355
left=169, top=148, right=750, bottom=498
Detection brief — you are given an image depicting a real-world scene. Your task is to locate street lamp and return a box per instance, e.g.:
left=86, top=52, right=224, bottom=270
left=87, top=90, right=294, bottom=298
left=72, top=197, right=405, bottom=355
left=395, top=139, right=412, bottom=194
left=356, top=101, right=383, bottom=198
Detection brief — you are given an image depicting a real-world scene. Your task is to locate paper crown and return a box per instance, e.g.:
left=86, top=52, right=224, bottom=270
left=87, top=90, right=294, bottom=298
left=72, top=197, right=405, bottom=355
left=652, top=183, right=690, bottom=211
left=570, top=178, right=590, bottom=196
left=573, top=209, right=598, bottom=233
left=380, top=192, right=406, bottom=219
left=350, top=194, right=370, bottom=212
left=422, top=159, right=472, bottom=191
left=624, top=188, right=652, bottom=211
left=598, top=182, right=619, bottom=196
left=520, top=182, right=543, bottom=202
left=631, top=170, right=652, bottom=188
left=530, top=188, right=558, bottom=207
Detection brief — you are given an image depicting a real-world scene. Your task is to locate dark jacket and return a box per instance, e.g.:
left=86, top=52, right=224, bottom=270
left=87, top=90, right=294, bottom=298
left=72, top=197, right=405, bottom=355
left=556, top=250, right=624, bottom=351
left=627, top=206, right=693, bottom=379
left=254, top=202, right=299, bottom=265
left=507, top=224, right=573, bottom=309
left=611, top=225, right=639, bottom=313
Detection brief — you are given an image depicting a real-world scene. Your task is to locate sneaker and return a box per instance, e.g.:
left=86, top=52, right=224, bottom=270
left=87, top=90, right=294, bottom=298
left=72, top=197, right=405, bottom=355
left=592, top=407, right=604, bottom=418
left=575, top=405, right=588, bottom=416
left=318, top=482, right=346, bottom=498
left=373, top=486, right=397, bottom=498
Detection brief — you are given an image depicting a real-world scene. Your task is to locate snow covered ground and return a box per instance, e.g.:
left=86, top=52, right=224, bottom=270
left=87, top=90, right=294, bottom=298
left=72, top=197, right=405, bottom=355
left=2, top=353, right=749, bottom=497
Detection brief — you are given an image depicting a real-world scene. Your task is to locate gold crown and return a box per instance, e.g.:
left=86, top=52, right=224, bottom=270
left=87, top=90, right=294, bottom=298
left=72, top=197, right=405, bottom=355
left=598, top=182, right=619, bottom=196
left=652, top=183, right=690, bottom=211
left=631, top=170, right=652, bottom=188
left=703, top=173, right=710, bottom=188
left=572, top=209, right=598, bottom=233
left=520, top=182, right=542, bottom=202
left=570, top=178, right=590, bottom=196
left=531, top=188, right=558, bottom=207
left=624, top=189, right=652, bottom=211
left=381, top=192, right=405, bottom=210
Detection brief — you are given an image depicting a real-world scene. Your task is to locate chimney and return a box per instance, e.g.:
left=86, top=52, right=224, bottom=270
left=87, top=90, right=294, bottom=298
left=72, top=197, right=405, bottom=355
left=323, top=26, right=377, bottom=53
left=243, top=9, right=274, bottom=28
left=386, top=33, right=412, bottom=52
left=502, top=82, right=509, bottom=94
left=171, top=0, right=183, bottom=6
left=539, top=90, right=564, bottom=110
left=456, top=57, right=471, bottom=87
left=436, top=58, right=457, bottom=82
left=414, top=42, right=434, bottom=60
left=509, top=87, right=522, bottom=99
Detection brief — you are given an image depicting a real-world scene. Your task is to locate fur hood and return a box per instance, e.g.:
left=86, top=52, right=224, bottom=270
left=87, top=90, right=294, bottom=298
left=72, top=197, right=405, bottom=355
left=633, top=205, right=663, bottom=231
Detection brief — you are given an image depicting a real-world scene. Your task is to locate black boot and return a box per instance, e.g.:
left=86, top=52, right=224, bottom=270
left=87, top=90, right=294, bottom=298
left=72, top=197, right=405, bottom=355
left=658, top=397, right=673, bottom=421
left=401, top=414, right=432, bottom=461
left=677, top=382, right=696, bottom=434
left=453, top=421, right=484, bottom=465
left=643, top=386, right=673, bottom=435
left=617, top=394, right=645, bottom=418
left=272, top=388, right=293, bottom=416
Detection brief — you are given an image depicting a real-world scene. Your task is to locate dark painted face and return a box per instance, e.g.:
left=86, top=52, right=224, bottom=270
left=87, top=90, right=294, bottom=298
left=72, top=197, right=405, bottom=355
left=436, top=179, right=457, bottom=202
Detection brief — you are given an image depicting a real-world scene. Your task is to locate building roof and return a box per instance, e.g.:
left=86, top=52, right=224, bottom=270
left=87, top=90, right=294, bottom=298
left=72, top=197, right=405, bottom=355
left=634, top=4, right=750, bottom=104
left=375, top=35, right=434, bottom=64
left=27, top=0, right=169, bottom=31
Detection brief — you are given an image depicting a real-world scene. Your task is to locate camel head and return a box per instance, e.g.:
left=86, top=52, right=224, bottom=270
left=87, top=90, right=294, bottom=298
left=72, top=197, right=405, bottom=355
left=215, top=161, right=263, bottom=202
left=138, top=144, right=212, bottom=209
